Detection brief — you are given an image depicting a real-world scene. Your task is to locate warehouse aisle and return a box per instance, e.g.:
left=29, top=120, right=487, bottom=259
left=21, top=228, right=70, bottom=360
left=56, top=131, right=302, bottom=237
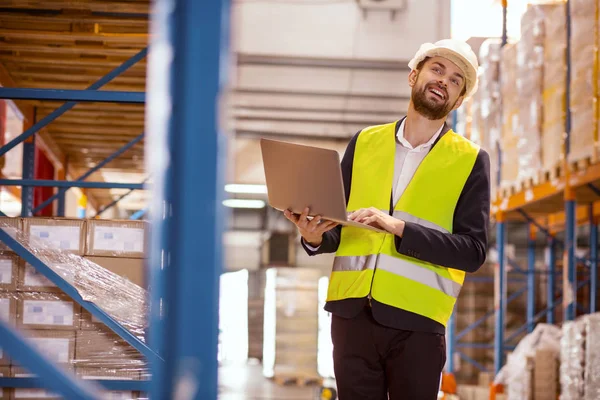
left=218, top=362, right=318, bottom=399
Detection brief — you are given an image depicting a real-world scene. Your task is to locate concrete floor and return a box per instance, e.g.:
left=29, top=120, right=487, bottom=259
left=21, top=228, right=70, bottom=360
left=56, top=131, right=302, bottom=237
left=218, top=361, right=322, bottom=400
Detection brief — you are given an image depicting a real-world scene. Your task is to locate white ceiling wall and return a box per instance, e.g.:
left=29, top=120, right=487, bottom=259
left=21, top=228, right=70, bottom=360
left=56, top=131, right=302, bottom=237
left=228, top=0, right=452, bottom=185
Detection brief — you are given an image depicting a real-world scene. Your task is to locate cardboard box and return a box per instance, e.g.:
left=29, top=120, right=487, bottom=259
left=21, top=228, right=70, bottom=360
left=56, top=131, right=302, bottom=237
left=0, top=293, right=17, bottom=366
left=0, top=254, right=18, bottom=291
left=75, top=328, right=144, bottom=369
left=22, top=218, right=86, bottom=255
left=0, top=216, right=22, bottom=253
left=85, top=220, right=147, bottom=258
left=83, top=256, right=145, bottom=288
left=0, top=366, right=11, bottom=399
left=76, top=367, right=141, bottom=399
left=11, top=330, right=75, bottom=369
left=17, top=259, right=76, bottom=293
left=17, top=293, right=81, bottom=330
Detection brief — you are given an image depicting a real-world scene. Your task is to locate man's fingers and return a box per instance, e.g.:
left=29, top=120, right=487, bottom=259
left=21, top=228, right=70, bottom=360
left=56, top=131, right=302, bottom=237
left=284, top=209, right=299, bottom=225
left=306, top=215, right=323, bottom=232
left=319, top=221, right=339, bottom=232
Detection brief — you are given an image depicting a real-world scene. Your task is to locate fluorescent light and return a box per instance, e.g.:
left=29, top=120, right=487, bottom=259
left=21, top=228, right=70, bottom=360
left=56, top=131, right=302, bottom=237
left=222, top=199, right=266, bottom=209
left=224, top=184, right=267, bottom=194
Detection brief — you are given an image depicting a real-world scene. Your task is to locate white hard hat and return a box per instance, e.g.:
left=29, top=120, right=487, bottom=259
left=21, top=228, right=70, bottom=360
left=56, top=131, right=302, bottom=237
left=408, top=39, right=479, bottom=100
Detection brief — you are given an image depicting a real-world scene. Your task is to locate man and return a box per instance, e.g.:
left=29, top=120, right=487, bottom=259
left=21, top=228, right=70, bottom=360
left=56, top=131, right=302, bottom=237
left=284, top=39, right=490, bottom=399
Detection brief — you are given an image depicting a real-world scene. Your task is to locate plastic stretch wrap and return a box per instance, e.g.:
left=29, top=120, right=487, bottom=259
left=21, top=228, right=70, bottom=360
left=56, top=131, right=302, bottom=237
left=500, top=43, right=519, bottom=189
left=0, top=220, right=148, bottom=398
left=494, top=323, right=561, bottom=400
left=568, top=0, right=599, bottom=163
left=584, top=313, right=600, bottom=399
left=542, top=3, right=567, bottom=171
left=516, top=5, right=550, bottom=184
left=560, top=319, right=586, bottom=400
left=478, top=39, right=502, bottom=198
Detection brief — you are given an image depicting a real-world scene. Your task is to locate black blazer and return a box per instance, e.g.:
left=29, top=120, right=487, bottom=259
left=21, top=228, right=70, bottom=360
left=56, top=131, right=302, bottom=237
left=301, top=119, right=491, bottom=334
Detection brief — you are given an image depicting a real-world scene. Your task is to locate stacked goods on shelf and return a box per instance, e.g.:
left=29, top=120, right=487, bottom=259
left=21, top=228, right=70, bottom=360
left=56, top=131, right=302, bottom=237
left=0, top=217, right=148, bottom=399
left=477, top=39, right=502, bottom=198
left=500, top=42, right=520, bottom=191
left=515, top=4, right=550, bottom=186
left=568, top=0, right=599, bottom=164
left=453, top=261, right=495, bottom=384
left=542, top=3, right=567, bottom=173
left=262, top=267, right=321, bottom=384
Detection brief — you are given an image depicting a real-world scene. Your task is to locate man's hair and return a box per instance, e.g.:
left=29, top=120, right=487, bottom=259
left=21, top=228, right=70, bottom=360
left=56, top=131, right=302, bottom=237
left=414, top=57, right=467, bottom=97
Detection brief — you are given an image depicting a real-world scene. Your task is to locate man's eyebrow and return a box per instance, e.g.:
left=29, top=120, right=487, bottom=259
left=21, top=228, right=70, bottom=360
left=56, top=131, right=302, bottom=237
left=433, top=61, right=464, bottom=81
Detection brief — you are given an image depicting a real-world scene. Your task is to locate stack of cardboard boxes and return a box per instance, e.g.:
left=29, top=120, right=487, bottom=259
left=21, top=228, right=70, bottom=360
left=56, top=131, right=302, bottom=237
left=0, top=216, right=148, bottom=399
left=500, top=42, right=520, bottom=191
left=568, top=0, right=599, bottom=164
left=542, top=3, right=567, bottom=173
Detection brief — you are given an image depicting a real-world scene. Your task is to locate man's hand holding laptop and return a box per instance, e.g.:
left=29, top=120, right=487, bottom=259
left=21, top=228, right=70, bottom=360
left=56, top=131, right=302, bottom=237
left=284, top=207, right=338, bottom=247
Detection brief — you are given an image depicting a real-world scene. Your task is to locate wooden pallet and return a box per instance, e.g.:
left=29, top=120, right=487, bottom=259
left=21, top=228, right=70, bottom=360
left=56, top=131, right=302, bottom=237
left=569, top=156, right=594, bottom=173
left=539, top=162, right=563, bottom=184
left=273, top=374, right=323, bottom=387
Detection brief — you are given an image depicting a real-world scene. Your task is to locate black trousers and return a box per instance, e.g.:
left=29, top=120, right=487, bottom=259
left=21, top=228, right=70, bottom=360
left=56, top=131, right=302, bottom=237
left=331, top=306, right=446, bottom=400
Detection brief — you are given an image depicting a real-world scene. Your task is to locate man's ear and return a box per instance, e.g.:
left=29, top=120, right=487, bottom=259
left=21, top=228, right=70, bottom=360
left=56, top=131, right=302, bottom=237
left=452, top=96, right=465, bottom=111
left=408, top=70, right=418, bottom=88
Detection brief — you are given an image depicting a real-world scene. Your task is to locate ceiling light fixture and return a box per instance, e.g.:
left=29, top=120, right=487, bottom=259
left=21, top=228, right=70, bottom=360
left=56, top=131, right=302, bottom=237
left=222, top=199, right=266, bottom=209
left=224, top=184, right=268, bottom=194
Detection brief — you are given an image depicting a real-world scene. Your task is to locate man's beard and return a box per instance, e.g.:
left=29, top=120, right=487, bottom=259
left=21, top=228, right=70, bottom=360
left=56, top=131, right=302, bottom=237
left=411, top=82, right=457, bottom=120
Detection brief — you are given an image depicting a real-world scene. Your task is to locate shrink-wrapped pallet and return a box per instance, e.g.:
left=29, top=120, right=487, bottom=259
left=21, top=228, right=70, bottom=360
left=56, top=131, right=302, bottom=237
left=494, top=323, right=561, bottom=400
left=560, top=319, right=586, bottom=399
left=584, top=313, right=600, bottom=399
left=500, top=43, right=520, bottom=190
left=516, top=5, right=547, bottom=184
left=542, top=3, right=567, bottom=172
left=0, top=218, right=147, bottom=399
left=568, top=0, right=599, bottom=164
left=263, top=267, right=321, bottom=382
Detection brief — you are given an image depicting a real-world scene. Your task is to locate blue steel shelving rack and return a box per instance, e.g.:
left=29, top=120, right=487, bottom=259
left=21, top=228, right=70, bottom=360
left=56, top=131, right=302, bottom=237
left=0, top=0, right=231, bottom=398
left=447, top=0, right=600, bottom=383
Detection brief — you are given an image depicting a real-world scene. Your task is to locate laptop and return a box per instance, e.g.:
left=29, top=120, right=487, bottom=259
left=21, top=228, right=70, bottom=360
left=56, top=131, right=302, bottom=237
left=260, top=138, right=386, bottom=233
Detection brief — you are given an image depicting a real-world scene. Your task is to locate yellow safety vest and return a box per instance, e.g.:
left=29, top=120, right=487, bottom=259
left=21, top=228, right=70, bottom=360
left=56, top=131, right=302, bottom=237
left=327, top=121, right=479, bottom=326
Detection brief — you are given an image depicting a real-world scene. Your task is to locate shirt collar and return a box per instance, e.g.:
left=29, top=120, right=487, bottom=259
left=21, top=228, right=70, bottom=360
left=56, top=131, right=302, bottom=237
left=396, top=118, right=444, bottom=151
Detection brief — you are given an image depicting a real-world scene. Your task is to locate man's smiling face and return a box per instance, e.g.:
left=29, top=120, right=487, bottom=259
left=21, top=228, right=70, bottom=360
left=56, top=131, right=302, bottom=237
left=408, top=56, right=467, bottom=120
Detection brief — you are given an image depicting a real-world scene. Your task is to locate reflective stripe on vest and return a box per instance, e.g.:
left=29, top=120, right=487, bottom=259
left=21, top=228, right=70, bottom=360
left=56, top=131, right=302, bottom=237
left=327, top=120, right=479, bottom=326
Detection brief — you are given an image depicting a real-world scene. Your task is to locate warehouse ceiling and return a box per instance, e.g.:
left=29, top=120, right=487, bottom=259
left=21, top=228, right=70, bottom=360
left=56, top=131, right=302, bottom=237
left=0, top=0, right=450, bottom=216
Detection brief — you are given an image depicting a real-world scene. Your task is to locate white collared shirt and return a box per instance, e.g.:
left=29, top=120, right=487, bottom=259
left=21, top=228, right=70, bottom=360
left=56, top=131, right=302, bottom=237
left=392, top=119, right=443, bottom=205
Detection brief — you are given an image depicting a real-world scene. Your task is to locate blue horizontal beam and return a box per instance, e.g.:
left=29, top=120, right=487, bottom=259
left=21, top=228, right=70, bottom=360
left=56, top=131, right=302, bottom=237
left=0, top=320, right=99, bottom=399
left=457, top=351, right=488, bottom=373
left=32, top=133, right=145, bottom=214
left=0, top=47, right=147, bottom=158
left=0, top=228, right=162, bottom=364
left=0, top=377, right=149, bottom=391
left=0, top=179, right=144, bottom=190
left=0, top=88, right=145, bottom=104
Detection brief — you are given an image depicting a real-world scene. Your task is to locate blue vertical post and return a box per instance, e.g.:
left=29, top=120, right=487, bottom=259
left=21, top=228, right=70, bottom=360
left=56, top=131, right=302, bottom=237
left=547, top=236, right=556, bottom=324
left=527, top=224, right=536, bottom=333
left=446, top=310, right=456, bottom=374
left=590, top=211, right=597, bottom=313
left=495, top=213, right=506, bottom=374
left=564, top=199, right=577, bottom=321
left=147, top=0, right=231, bottom=399
left=21, top=137, right=35, bottom=217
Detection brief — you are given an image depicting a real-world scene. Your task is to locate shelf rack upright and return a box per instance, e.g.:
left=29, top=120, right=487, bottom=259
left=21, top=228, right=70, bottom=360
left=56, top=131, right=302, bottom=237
left=0, top=1, right=232, bottom=399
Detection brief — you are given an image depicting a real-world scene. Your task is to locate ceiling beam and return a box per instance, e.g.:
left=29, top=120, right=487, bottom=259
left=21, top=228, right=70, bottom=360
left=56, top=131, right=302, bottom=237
left=0, top=54, right=147, bottom=68
left=234, top=87, right=410, bottom=101
left=14, top=80, right=144, bottom=91
left=236, top=53, right=411, bottom=71
left=0, top=43, right=143, bottom=57
left=0, top=1, right=150, bottom=14
left=0, top=11, right=149, bottom=28
left=11, top=71, right=145, bottom=85
left=0, top=29, right=149, bottom=44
